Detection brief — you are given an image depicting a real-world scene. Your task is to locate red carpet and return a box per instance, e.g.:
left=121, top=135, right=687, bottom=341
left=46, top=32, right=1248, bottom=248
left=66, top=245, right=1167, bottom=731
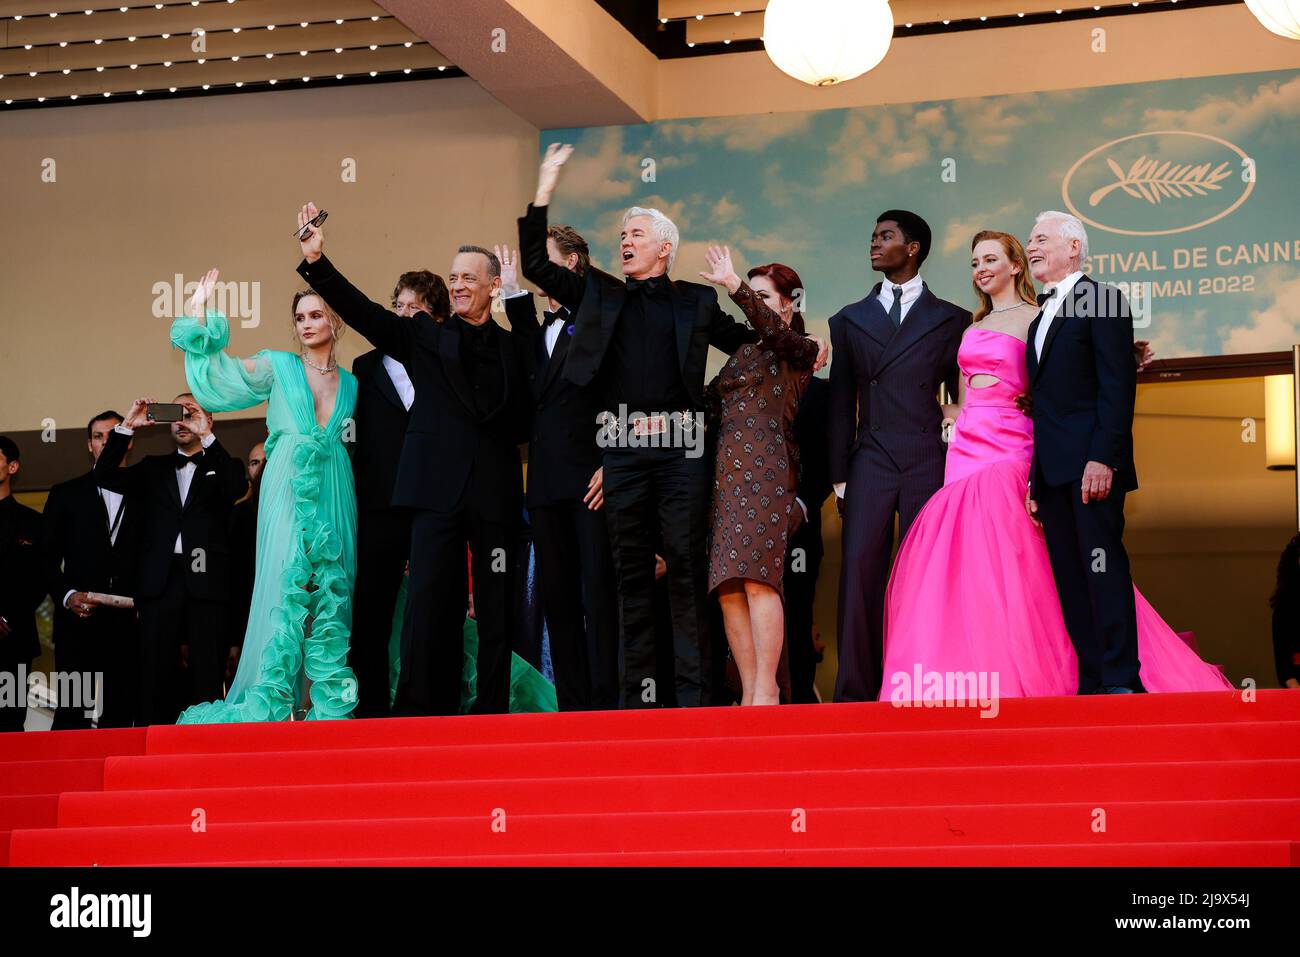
left=3, top=691, right=1298, bottom=866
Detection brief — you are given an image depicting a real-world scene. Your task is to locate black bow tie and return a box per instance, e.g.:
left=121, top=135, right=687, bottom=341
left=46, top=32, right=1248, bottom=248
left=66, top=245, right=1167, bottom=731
left=544, top=310, right=567, bottom=325
left=1036, top=288, right=1058, bottom=307
left=174, top=451, right=203, bottom=470
left=625, top=275, right=669, bottom=296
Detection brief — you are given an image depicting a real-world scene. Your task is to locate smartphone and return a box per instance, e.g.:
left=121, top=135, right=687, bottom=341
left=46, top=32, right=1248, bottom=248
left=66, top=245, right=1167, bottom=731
left=147, top=403, right=185, bottom=423
left=293, top=209, right=328, bottom=240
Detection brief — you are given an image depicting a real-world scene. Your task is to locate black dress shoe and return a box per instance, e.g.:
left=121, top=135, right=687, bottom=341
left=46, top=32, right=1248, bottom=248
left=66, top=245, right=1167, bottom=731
left=1101, top=686, right=1137, bottom=694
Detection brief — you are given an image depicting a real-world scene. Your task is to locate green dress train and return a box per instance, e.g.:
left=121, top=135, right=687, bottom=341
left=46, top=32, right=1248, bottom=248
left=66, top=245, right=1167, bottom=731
left=170, top=313, right=359, bottom=723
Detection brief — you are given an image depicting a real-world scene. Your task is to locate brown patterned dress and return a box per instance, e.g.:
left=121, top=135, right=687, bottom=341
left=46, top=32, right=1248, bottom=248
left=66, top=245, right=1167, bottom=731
left=707, top=282, right=819, bottom=599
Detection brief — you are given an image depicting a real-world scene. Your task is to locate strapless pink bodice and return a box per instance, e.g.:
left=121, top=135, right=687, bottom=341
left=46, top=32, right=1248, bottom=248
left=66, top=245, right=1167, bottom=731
left=944, top=327, right=1034, bottom=487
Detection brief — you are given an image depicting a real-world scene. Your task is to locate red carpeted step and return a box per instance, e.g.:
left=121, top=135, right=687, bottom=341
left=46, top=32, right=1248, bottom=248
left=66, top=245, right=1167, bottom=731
left=0, top=794, right=61, bottom=830
left=57, top=759, right=1300, bottom=827
left=142, top=691, right=1299, bottom=755
left=202, top=842, right=1298, bottom=867
left=0, top=727, right=147, bottom=762
left=0, top=757, right=105, bottom=796
left=103, top=721, right=1300, bottom=791
left=12, top=799, right=1300, bottom=865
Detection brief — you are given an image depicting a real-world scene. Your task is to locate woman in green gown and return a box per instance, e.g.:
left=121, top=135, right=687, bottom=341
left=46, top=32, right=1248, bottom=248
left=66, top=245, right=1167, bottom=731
left=171, top=268, right=359, bottom=723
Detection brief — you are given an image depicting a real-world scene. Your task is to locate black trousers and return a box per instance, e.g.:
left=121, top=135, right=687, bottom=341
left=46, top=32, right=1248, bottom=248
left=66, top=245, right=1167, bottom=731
left=785, top=518, right=825, bottom=704
left=530, top=500, right=619, bottom=711
left=602, top=445, right=712, bottom=708
left=0, top=651, right=32, bottom=732
left=394, top=505, right=516, bottom=717
left=1035, top=480, right=1143, bottom=694
left=350, top=506, right=412, bottom=718
left=834, top=441, right=945, bottom=702
left=51, top=605, right=138, bottom=730
left=137, top=555, right=229, bottom=726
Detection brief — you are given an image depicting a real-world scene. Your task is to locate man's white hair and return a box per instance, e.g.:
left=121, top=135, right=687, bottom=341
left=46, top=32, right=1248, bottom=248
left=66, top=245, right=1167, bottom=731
left=1034, top=210, right=1089, bottom=265
left=622, top=206, right=679, bottom=273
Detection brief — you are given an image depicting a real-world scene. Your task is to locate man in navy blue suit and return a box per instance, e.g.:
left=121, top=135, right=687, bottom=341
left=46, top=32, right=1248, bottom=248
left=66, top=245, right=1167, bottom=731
left=828, top=211, right=970, bottom=702
left=1024, top=210, right=1143, bottom=695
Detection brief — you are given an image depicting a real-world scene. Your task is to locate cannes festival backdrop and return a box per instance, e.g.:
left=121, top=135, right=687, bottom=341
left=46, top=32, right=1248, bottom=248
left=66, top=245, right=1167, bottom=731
left=543, top=67, right=1299, bottom=363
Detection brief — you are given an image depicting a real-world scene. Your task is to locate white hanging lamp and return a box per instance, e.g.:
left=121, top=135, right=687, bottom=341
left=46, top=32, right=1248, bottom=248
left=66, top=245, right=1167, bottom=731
left=763, top=0, right=895, bottom=87
left=1246, top=0, right=1300, bottom=39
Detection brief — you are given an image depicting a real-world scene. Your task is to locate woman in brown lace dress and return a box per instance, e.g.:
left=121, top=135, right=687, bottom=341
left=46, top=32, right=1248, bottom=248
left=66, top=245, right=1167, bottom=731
left=699, top=247, right=821, bottom=706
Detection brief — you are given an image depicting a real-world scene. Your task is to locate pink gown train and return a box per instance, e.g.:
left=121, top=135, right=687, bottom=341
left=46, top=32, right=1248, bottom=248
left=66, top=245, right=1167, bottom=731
left=879, top=326, right=1231, bottom=699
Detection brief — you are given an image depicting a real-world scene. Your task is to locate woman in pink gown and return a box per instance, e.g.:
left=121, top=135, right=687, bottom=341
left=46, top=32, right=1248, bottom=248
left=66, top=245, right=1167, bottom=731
left=880, top=231, right=1231, bottom=700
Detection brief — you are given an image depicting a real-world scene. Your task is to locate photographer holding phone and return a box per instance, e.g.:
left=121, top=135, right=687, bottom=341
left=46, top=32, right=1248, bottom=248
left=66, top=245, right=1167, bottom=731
left=93, top=393, right=248, bottom=724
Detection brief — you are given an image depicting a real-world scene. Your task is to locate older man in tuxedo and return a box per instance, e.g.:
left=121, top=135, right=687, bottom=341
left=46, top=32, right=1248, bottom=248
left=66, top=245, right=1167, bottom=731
left=828, top=210, right=970, bottom=702
left=1024, top=210, right=1143, bottom=694
left=297, top=206, right=531, bottom=716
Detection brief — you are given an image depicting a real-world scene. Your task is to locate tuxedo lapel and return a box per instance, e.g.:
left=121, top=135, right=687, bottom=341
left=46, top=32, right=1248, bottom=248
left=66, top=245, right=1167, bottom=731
left=540, top=318, right=571, bottom=396
left=1026, top=310, right=1044, bottom=380
left=599, top=280, right=626, bottom=360
left=1033, top=279, right=1086, bottom=382
left=844, top=286, right=895, bottom=348
left=372, top=355, right=406, bottom=412
left=436, top=326, right=479, bottom=418
left=164, top=459, right=183, bottom=511
left=668, top=282, right=693, bottom=376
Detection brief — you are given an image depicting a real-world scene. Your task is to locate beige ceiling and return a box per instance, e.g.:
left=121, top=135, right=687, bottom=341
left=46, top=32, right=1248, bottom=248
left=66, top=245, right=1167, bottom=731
left=0, top=0, right=448, bottom=104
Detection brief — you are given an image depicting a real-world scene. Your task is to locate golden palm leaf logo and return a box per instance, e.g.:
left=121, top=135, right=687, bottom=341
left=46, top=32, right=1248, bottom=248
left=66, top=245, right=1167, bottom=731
left=1089, top=156, right=1233, bottom=206
left=1062, top=131, right=1253, bottom=237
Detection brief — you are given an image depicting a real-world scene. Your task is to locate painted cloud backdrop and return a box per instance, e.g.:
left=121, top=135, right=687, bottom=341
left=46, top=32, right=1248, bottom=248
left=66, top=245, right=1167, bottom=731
left=544, top=68, right=1300, bottom=365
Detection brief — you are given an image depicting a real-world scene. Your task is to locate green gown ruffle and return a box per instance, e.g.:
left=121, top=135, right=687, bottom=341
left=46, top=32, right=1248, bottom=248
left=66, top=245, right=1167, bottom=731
left=170, top=313, right=359, bottom=724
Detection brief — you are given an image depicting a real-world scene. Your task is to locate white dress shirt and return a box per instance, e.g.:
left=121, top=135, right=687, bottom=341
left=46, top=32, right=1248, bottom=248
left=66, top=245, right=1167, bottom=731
left=1033, top=269, right=1084, bottom=361
left=875, top=272, right=925, bottom=325
left=382, top=355, right=415, bottom=411
left=543, top=309, right=568, bottom=358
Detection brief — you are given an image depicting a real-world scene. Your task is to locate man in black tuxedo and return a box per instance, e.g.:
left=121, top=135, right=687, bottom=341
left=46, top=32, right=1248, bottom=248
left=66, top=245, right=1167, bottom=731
left=41, top=411, right=142, bottom=729
left=785, top=376, right=832, bottom=703
left=296, top=204, right=531, bottom=716
left=0, top=437, right=46, bottom=732
left=349, top=270, right=450, bottom=717
left=499, top=227, right=620, bottom=711
left=94, top=394, right=248, bottom=724
left=829, top=210, right=970, bottom=702
left=1024, top=211, right=1143, bottom=695
left=519, top=145, right=811, bottom=709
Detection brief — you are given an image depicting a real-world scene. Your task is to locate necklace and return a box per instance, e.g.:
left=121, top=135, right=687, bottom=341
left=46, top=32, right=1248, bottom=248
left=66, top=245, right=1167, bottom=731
left=987, top=302, right=1029, bottom=314
left=301, top=350, right=337, bottom=375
